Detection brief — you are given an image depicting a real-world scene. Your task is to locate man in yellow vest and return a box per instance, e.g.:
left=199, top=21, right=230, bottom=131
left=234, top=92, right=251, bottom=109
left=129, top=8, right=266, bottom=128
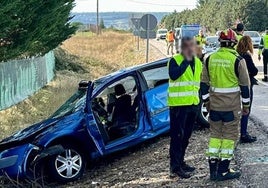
left=258, top=28, right=268, bottom=82
left=236, top=23, right=244, bottom=42
left=195, top=29, right=207, bottom=47
left=168, top=37, right=202, bottom=179
left=201, top=29, right=250, bottom=181
left=166, top=30, right=175, bottom=55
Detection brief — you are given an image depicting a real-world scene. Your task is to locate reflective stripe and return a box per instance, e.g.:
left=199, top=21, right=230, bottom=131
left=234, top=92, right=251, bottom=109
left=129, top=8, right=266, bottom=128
left=220, top=149, right=234, bottom=155
left=202, top=93, right=210, bottom=100
left=169, top=81, right=200, bottom=87
left=208, top=148, right=219, bottom=154
left=169, top=91, right=199, bottom=97
left=211, top=87, right=240, bottom=93
left=242, top=98, right=250, bottom=103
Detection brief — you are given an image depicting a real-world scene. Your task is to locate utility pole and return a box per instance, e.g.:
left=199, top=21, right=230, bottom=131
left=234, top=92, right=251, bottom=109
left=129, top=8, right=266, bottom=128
left=96, top=0, right=99, bottom=35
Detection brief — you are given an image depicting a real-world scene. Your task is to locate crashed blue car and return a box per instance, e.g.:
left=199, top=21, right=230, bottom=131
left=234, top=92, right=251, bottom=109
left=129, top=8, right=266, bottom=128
left=0, top=58, right=208, bottom=183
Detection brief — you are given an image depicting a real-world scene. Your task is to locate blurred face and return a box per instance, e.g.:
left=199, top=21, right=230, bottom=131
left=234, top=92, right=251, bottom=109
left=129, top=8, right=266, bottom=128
left=181, top=39, right=196, bottom=61
left=199, top=30, right=203, bottom=36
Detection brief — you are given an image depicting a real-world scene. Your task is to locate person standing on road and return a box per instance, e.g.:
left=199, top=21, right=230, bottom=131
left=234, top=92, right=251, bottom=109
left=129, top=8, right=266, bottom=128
left=201, top=29, right=250, bottom=181
left=237, top=36, right=258, bottom=143
left=258, top=28, right=268, bottom=82
left=167, top=37, right=202, bottom=179
left=236, top=23, right=244, bottom=42
left=166, top=30, right=175, bottom=55
left=195, top=29, right=207, bottom=48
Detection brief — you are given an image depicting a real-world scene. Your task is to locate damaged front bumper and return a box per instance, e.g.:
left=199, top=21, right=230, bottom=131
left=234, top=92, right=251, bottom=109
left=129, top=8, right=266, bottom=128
left=0, top=144, right=64, bottom=179
left=0, top=144, right=38, bottom=178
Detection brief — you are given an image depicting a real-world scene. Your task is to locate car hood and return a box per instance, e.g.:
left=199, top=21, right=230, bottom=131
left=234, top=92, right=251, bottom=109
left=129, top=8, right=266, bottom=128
left=0, top=117, right=62, bottom=151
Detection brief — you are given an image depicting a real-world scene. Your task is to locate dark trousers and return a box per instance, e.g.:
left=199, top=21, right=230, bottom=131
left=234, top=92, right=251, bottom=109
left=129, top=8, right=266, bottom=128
left=263, top=50, right=268, bottom=77
left=240, top=85, right=253, bottom=136
left=169, top=105, right=198, bottom=172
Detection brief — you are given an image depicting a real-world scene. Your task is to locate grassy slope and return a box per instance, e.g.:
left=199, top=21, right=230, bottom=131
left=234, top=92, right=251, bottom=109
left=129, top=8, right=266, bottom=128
left=0, top=31, right=163, bottom=140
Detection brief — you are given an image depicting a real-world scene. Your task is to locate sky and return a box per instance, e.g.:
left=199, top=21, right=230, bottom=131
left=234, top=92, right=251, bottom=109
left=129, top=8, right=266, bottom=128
left=73, top=0, right=197, bottom=13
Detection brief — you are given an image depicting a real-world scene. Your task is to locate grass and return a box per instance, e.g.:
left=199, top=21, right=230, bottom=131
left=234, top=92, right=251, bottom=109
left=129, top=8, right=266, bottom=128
left=0, top=31, right=162, bottom=140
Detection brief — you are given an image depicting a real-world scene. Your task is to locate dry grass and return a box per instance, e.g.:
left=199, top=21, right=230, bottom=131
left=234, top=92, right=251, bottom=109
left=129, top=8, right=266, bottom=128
left=0, top=30, right=164, bottom=140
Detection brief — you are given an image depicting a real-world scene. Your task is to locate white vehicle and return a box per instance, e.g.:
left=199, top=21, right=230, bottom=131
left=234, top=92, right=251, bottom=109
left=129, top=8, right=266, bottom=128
left=156, top=29, right=168, bottom=40
left=244, top=31, right=261, bottom=48
left=175, top=25, right=201, bottom=52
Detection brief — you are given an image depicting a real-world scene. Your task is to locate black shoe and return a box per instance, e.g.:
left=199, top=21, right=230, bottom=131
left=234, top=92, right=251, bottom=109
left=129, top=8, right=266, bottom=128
left=217, top=169, right=241, bottom=181
left=217, top=160, right=241, bottom=181
left=209, top=159, right=218, bottom=181
left=181, top=162, right=196, bottom=172
left=240, top=134, right=257, bottom=143
left=170, top=168, right=191, bottom=179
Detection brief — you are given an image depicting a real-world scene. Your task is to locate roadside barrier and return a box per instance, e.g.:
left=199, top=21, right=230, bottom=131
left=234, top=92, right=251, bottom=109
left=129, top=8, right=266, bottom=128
left=0, top=51, right=55, bottom=110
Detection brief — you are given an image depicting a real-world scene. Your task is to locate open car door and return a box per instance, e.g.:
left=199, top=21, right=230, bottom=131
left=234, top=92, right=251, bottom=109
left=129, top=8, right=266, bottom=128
left=84, top=81, right=106, bottom=155
left=144, top=83, right=170, bottom=131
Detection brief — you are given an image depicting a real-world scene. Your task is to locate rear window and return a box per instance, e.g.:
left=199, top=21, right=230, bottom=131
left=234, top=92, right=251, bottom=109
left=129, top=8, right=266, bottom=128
left=142, top=66, right=169, bottom=89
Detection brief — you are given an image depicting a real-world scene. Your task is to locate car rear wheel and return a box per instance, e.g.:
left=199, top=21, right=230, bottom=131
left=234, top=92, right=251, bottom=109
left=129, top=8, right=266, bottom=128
left=49, top=144, right=86, bottom=183
left=197, top=101, right=210, bottom=128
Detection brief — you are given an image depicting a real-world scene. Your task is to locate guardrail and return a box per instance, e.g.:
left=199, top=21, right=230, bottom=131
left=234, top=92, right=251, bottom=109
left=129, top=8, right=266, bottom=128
left=0, top=51, right=55, bottom=110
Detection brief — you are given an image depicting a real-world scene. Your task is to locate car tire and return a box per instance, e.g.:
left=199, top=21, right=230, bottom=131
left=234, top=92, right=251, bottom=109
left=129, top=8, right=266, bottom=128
left=48, top=144, right=86, bottom=183
left=197, top=101, right=210, bottom=128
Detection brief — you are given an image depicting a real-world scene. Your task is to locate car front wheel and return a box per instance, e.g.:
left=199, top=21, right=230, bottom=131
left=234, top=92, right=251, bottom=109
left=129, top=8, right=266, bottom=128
left=49, top=144, right=86, bottom=183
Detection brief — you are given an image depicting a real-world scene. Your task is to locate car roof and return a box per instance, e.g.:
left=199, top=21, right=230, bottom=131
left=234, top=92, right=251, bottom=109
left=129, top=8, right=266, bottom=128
left=95, top=58, right=169, bottom=83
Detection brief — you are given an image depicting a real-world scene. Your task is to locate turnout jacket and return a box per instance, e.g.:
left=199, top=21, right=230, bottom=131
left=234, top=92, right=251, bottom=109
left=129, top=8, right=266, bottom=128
left=201, top=47, right=250, bottom=111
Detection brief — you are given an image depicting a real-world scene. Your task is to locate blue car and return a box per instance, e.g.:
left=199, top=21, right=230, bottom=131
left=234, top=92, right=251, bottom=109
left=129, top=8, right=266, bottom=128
left=0, top=58, right=208, bottom=183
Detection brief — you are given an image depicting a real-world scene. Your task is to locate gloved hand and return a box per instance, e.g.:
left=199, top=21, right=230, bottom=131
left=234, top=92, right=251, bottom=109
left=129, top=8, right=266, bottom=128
left=258, top=55, right=261, bottom=61
left=205, top=101, right=210, bottom=112
left=242, top=106, right=250, bottom=116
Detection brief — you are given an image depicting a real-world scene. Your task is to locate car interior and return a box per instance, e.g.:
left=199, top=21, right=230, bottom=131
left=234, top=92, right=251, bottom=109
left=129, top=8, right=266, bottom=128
left=91, top=76, right=139, bottom=143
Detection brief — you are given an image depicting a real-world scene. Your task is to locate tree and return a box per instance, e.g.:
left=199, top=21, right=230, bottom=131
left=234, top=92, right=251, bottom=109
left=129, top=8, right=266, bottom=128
left=162, top=0, right=268, bottom=33
left=100, top=18, right=105, bottom=29
left=0, top=0, right=77, bottom=62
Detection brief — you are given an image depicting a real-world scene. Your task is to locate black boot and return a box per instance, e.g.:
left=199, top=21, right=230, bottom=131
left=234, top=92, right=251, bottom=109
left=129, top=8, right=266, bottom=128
left=181, top=161, right=196, bottom=172
left=217, top=160, right=241, bottom=181
left=170, top=167, right=191, bottom=179
left=240, top=134, right=257, bottom=143
left=208, top=159, right=218, bottom=181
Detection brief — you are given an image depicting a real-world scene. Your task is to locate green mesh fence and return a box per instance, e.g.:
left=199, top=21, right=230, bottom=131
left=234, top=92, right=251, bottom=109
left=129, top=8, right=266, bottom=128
left=0, top=51, right=55, bottom=110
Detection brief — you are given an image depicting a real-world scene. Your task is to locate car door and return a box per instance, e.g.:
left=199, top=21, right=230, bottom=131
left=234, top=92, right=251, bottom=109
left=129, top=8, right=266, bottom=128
left=141, top=65, right=170, bottom=131
left=84, top=81, right=106, bottom=155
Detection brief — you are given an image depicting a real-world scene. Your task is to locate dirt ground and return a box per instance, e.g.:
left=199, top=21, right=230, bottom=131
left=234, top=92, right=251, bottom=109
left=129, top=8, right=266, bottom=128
left=46, top=118, right=265, bottom=188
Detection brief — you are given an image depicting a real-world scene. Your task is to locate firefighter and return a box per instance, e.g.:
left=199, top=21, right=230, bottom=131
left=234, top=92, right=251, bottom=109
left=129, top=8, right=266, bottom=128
left=195, top=29, right=207, bottom=47
left=168, top=37, right=202, bottom=179
left=166, top=30, right=175, bottom=55
left=258, top=28, right=268, bottom=82
left=201, top=29, right=250, bottom=181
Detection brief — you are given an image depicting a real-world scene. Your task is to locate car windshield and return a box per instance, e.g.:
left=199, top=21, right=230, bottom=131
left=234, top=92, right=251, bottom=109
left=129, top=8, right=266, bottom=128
left=244, top=31, right=260, bottom=37
left=50, top=89, right=86, bottom=119
left=206, top=37, right=220, bottom=47
left=182, top=29, right=199, bottom=38
left=158, top=30, right=167, bottom=34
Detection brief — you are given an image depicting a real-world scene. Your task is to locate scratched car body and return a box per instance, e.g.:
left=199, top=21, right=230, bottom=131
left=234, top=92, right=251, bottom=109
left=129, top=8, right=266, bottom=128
left=0, top=58, right=208, bottom=183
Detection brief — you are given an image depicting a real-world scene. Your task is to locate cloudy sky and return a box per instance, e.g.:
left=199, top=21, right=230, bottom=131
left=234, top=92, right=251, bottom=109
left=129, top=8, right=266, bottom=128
left=73, top=0, right=196, bottom=12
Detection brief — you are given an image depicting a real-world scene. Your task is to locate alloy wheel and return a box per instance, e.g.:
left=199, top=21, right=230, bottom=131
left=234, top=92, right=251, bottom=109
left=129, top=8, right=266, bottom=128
left=55, top=149, right=82, bottom=179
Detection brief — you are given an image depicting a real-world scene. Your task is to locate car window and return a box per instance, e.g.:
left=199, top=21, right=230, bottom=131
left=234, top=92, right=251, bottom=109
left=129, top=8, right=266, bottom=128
left=142, top=66, right=169, bottom=89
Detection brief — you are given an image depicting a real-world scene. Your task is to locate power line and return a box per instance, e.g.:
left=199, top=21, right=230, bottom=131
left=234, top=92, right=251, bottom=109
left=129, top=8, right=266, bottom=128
left=126, top=0, right=195, bottom=7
